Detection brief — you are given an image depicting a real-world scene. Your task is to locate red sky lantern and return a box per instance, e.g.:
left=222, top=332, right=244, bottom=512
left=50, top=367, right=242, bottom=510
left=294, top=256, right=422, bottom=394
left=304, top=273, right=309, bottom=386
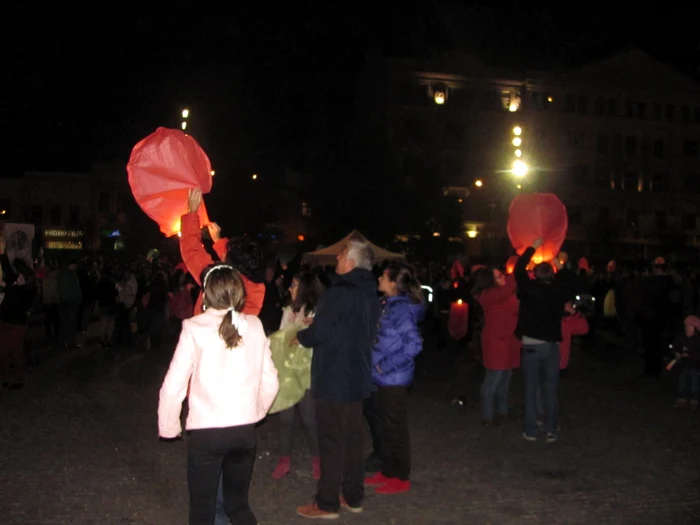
left=505, top=255, right=519, bottom=274
left=127, top=127, right=212, bottom=237
left=507, top=193, right=568, bottom=265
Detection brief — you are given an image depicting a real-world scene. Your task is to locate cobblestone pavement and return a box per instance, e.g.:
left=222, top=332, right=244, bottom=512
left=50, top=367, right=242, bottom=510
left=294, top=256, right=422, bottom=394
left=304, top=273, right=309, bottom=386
left=1, top=326, right=699, bottom=525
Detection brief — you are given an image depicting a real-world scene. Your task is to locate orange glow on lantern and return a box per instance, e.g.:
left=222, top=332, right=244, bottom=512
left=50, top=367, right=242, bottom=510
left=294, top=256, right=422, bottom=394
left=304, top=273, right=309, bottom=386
left=505, top=255, right=519, bottom=275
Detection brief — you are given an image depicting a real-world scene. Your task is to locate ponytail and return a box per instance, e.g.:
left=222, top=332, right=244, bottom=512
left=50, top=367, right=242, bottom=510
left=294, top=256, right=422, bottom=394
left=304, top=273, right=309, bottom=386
left=201, top=263, right=247, bottom=348
left=219, top=310, right=243, bottom=349
left=386, top=261, right=423, bottom=304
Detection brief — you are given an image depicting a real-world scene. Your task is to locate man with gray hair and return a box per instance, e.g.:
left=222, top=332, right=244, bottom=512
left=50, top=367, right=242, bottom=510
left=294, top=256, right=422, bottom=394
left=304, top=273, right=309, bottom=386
left=296, top=237, right=381, bottom=519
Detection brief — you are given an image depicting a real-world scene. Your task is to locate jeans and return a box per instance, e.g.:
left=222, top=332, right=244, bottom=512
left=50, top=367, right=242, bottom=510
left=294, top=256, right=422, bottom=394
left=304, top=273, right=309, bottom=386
left=187, top=424, right=257, bottom=525
left=480, top=369, right=512, bottom=421
left=522, top=342, right=560, bottom=436
left=315, top=399, right=365, bottom=511
left=278, top=389, right=318, bottom=456
left=377, top=386, right=411, bottom=481
left=678, top=367, right=700, bottom=401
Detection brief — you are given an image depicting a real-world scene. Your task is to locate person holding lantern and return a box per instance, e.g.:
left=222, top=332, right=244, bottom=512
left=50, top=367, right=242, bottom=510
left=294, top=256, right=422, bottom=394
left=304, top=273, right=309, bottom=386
left=471, top=266, right=520, bottom=426
left=180, top=188, right=266, bottom=318
left=514, top=238, right=569, bottom=443
left=180, top=188, right=267, bottom=525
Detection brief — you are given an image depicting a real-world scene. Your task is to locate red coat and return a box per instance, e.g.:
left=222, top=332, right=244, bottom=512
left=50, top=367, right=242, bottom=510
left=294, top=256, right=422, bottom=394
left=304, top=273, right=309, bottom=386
left=478, top=275, right=521, bottom=370
left=179, top=212, right=265, bottom=316
left=560, top=313, right=589, bottom=369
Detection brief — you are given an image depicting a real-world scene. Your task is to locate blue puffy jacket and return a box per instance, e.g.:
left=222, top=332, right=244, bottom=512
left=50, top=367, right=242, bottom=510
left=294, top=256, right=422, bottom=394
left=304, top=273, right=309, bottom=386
left=372, top=295, right=424, bottom=387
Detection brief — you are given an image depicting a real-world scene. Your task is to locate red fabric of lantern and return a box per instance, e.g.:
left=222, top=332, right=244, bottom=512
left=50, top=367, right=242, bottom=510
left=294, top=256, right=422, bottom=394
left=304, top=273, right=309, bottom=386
left=448, top=300, right=469, bottom=340
left=127, top=127, right=212, bottom=236
left=507, top=193, right=567, bottom=265
left=505, top=255, right=519, bottom=275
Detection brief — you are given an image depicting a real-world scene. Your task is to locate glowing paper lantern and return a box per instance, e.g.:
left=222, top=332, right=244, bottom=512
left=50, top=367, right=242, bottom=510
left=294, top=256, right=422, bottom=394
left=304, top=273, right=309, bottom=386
left=448, top=299, right=469, bottom=340
left=507, top=193, right=567, bottom=265
left=127, top=127, right=212, bottom=237
left=505, top=256, right=519, bottom=275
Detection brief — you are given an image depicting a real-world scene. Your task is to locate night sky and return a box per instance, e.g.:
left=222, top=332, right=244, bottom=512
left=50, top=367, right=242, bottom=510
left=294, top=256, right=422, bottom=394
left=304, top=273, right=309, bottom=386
left=7, top=3, right=700, bottom=180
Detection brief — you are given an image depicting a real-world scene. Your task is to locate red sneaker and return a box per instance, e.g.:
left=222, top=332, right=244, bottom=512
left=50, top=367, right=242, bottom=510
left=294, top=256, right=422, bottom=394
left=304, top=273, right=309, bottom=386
left=364, top=472, right=391, bottom=486
left=272, top=456, right=291, bottom=480
left=375, top=478, right=411, bottom=495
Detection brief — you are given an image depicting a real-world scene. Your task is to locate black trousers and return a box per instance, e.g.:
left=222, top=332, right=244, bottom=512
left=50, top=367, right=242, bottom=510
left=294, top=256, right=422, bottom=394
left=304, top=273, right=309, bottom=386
left=363, top=391, right=382, bottom=457
left=315, top=399, right=364, bottom=511
left=377, top=385, right=411, bottom=480
left=187, top=424, right=257, bottom=525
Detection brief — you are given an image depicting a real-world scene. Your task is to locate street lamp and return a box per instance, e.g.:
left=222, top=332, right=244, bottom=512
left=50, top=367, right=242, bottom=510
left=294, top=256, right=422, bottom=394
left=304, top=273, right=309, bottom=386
left=210, top=170, right=216, bottom=176
left=182, top=109, right=190, bottom=119
left=475, top=179, right=483, bottom=187
left=513, top=126, right=522, bottom=136
left=513, top=160, right=528, bottom=177
left=252, top=174, right=258, bottom=180
left=181, top=121, right=187, bottom=130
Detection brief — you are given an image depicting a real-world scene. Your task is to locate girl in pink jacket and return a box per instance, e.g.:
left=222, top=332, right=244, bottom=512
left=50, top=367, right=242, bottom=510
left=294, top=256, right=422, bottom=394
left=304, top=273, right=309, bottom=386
left=158, top=264, right=279, bottom=525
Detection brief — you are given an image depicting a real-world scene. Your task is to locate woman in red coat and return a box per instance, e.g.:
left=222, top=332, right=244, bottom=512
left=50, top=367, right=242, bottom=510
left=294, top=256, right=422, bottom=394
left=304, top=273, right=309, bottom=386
left=472, top=267, right=521, bottom=425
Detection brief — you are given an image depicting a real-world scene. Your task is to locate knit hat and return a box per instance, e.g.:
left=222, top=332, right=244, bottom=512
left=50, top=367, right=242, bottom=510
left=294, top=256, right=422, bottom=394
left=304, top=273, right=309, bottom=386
left=684, top=315, right=700, bottom=331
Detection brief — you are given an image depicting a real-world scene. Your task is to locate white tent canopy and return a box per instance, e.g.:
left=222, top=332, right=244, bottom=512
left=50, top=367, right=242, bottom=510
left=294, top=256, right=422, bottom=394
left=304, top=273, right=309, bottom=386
left=303, top=230, right=404, bottom=266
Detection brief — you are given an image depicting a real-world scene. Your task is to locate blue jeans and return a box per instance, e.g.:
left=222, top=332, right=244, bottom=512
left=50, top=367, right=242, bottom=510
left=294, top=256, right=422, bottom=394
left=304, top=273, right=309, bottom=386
left=214, top=473, right=228, bottom=525
left=522, top=342, right=560, bottom=436
left=481, top=369, right=512, bottom=420
left=678, top=368, right=700, bottom=401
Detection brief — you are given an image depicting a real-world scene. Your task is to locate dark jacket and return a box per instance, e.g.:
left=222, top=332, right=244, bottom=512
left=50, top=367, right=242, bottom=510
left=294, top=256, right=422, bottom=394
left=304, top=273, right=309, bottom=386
left=514, top=247, right=569, bottom=342
left=671, top=332, right=700, bottom=369
left=57, top=268, right=82, bottom=304
left=297, top=268, right=380, bottom=402
left=0, top=280, right=35, bottom=325
left=372, top=295, right=424, bottom=387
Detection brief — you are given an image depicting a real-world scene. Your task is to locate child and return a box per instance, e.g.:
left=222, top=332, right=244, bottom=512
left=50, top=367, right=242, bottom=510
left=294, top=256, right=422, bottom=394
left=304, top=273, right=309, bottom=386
left=158, top=264, right=279, bottom=525
left=365, top=261, right=424, bottom=495
left=272, top=272, right=324, bottom=480
left=672, top=315, right=700, bottom=409
left=560, top=302, right=590, bottom=370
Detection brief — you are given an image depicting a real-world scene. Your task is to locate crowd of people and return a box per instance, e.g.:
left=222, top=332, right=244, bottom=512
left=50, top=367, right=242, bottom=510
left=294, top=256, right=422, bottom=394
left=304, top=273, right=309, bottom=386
left=3, top=190, right=700, bottom=523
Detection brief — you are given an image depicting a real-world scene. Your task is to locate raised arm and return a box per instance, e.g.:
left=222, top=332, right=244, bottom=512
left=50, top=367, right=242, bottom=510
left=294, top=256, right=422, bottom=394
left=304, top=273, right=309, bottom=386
left=179, top=189, right=215, bottom=286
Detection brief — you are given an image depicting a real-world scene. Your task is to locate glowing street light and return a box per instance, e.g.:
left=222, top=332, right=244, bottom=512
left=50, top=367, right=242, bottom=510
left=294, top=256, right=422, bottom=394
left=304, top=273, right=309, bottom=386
left=515, top=149, right=522, bottom=157
left=181, top=121, right=187, bottom=130
left=182, top=109, right=190, bottom=119
left=475, top=179, right=483, bottom=187
left=252, top=173, right=258, bottom=180
left=512, top=160, right=528, bottom=177
left=512, top=137, right=522, bottom=147
left=210, top=170, right=215, bottom=176
left=513, top=126, right=522, bottom=136
left=434, top=91, right=446, bottom=105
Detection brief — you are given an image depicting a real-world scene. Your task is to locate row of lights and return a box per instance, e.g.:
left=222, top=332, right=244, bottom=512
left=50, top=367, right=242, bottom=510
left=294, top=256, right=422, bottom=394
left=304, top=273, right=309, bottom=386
left=511, top=125, right=528, bottom=178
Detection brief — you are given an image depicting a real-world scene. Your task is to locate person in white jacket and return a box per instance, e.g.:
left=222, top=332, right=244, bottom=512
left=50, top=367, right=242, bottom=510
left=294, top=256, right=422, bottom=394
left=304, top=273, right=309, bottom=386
left=158, top=263, right=279, bottom=525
